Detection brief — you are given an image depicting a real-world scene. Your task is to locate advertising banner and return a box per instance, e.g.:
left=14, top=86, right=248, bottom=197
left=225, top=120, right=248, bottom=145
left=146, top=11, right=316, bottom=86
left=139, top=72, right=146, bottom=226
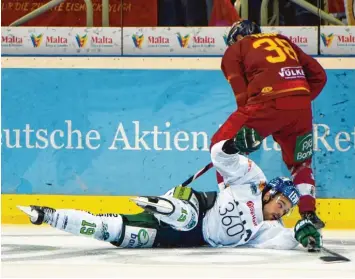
left=122, top=26, right=318, bottom=56
left=320, top=26, right=355, bottom=55
left=122, top=27, right=229, bottom=56
left=2, top=26, right=355, bottom=56
left=261, top=26, right=318, bottom=55
left=2, top=65, right=354, bottom=198
left=1, top=27, right=122, bottom=55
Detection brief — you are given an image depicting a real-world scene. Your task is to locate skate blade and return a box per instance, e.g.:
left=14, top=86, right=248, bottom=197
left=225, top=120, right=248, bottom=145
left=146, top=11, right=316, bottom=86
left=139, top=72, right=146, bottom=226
left=131, top=197, right=173, bottom=215
left=16, top=205, right=38, bottom=219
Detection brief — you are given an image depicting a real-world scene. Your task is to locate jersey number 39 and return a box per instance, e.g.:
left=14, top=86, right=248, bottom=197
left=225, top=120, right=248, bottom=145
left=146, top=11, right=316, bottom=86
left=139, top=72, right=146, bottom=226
left=252, top=37, right=299, bottom=64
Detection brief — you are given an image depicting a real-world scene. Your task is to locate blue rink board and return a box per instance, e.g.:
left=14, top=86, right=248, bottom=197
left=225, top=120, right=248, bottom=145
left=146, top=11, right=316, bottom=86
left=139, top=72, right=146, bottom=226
left=1, top=69, right=355, bottom=198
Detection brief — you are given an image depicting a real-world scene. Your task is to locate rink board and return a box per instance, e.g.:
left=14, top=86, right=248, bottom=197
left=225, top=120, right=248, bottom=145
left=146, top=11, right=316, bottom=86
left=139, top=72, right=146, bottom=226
left=2, top=57, right=355, bottom=228
left=2, top=194, right=355, bottom=229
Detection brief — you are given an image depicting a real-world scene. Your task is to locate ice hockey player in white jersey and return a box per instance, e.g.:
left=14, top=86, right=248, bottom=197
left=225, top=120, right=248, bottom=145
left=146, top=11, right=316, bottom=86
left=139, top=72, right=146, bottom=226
left=18, top=131, right=322, bottom=252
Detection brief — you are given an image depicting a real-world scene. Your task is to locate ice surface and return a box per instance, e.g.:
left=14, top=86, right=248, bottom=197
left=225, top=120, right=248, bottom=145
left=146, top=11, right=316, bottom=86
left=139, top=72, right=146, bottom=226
left=1, top=225, right=355, bottom=278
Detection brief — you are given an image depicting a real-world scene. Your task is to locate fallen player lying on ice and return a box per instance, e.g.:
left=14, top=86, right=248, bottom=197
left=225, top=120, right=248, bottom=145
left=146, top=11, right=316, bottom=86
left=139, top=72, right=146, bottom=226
left=18, top=133, right=322, bottom=252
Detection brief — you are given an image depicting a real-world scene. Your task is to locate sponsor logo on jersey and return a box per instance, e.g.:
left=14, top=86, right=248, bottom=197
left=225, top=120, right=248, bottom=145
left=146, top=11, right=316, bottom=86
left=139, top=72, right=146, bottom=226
left=279, top=66, right=305, bottom=79
left=127, top=228, right=150, bottom=247
left=137, top=229, right=149, bottom=245
left=261, top=87, right=273, bottom=93
left=246, top=201, right=258, bottom=226
left=294, top=132, right=313, bottom=162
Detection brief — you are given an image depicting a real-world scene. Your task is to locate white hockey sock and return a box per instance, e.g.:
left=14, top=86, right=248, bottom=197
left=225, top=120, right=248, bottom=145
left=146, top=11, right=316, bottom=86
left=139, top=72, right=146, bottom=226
left=48, top=209, right=123, bottom=243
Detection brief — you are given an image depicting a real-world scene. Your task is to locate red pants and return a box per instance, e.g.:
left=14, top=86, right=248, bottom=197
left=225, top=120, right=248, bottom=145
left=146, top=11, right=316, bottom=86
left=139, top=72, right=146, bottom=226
left=211, top=98, right=316, bottom=213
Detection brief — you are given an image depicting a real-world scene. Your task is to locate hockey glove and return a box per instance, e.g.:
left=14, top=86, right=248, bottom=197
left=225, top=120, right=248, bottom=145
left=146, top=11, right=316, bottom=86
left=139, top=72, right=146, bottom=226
left=294, top=219, right=322, bottom=252
left=234, top=126, right=263, bottom=154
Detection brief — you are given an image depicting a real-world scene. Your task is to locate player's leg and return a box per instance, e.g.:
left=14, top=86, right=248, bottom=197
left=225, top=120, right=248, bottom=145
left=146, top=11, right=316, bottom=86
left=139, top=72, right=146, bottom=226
left=133, top=185, right=216, bottom=231
left=18, top=186, right=214, bottom=248
left=18, top=205, right=126, bottom=243
left=19, top=205, right=204, bottom=248
left=272, top=108, right=325, bottom=229
left=118, top=185, right=216, bottom=247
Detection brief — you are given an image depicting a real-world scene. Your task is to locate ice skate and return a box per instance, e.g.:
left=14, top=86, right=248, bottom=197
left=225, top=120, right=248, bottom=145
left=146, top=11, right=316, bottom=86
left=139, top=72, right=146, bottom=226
left=17, top=205, right=56, bottom=225
left=301, top=211, right=325, bottom=230
left=131, top=196, right=174, bottom=215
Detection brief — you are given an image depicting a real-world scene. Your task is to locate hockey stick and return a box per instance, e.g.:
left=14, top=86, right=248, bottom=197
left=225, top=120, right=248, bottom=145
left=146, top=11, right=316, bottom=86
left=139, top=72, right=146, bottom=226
left=180, top=162, right=213, bottom=187
left=319, top=247, right=351, bottom=263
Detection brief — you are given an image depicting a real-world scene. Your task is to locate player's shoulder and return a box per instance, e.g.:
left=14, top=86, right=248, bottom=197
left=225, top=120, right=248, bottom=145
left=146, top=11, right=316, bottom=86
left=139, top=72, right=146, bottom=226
left=238, top=155, right=267, bottom=183
left=245, top=32, right=289, bottom=41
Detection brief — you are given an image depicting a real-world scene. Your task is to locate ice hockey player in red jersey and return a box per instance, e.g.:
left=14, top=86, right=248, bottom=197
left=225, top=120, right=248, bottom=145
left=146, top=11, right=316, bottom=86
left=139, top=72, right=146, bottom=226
left=211, top=20, right=327, bottom=229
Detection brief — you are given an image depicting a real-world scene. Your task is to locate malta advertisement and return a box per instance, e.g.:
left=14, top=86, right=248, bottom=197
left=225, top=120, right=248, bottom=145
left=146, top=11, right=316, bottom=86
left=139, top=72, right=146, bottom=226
left=2, top=26, right=319, bottom=56
left=320, top=26, right=355, bottom=55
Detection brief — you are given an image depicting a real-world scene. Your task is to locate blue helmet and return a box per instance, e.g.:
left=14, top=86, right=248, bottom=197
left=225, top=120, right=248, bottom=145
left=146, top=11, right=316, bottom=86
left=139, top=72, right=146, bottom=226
left=266, top=177, right=301, bottom=207
left=226, top=20, right=261, bottom=46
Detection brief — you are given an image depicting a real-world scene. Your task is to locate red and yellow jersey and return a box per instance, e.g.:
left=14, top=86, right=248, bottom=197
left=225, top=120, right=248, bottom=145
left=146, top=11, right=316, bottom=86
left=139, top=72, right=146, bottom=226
left=221, top=33, right=327, bottom=107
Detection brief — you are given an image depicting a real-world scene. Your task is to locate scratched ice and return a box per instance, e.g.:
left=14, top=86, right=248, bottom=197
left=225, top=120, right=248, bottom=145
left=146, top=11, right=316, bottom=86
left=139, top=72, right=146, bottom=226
left=2, top=226, right=355, bottom=278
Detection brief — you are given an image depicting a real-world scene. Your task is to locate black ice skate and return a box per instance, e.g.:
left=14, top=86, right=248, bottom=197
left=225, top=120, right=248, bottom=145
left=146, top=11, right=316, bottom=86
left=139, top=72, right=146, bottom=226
left=301, top=211, right=325, bottom=230
left=131, top=196, right=174, bottom=216
left=17, top=205, right=56, bottom=225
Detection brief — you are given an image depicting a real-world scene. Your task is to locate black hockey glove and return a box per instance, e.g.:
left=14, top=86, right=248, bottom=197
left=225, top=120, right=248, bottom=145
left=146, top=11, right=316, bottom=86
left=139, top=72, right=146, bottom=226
left=294, top=219, right=323, bottom=252
left=234, top=126, right=263, bottom=154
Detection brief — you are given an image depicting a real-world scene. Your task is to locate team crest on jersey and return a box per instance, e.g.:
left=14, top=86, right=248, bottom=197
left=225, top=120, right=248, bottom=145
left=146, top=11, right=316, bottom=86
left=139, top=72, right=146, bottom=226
left=250, top=181, right=266, bottom=195
left=250, top=183, right=258, bottom=195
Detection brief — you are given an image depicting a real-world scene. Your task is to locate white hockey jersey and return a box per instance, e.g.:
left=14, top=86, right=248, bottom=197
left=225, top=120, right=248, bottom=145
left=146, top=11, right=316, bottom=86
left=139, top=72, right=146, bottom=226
left=202, top=141, right=299, bottom=250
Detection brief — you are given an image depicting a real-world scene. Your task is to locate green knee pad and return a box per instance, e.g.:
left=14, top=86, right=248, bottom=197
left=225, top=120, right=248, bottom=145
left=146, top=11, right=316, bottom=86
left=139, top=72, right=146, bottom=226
left=110, top=212, right=159, bottom=248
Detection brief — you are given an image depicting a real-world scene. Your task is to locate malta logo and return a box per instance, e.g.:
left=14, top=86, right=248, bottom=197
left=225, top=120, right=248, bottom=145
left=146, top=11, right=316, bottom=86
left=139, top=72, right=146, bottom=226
left=223, top=34, right=228, bottom=46
left=177, top=33, right=190, bottom=48
left=320, top=33, right=335, bottom=47
left=30, top=34, right=43, bottom=48
left=132, top=34, right=144, bottom=48
left=75, top=34, right=88, bottom=48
